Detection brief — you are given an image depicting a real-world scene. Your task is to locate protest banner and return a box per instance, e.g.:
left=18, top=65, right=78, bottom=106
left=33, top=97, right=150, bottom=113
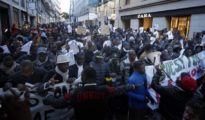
left=76, top=26, right=86, bottom=35
left=145, top=51, right=205, bottom=109
left=101, top=25, right=110, bottom=35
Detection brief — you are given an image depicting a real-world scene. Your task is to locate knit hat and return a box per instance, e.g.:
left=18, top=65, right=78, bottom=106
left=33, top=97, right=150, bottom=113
left=56, top=54, right=70, bottom=64
left=180, top=76, right=197, bottom=91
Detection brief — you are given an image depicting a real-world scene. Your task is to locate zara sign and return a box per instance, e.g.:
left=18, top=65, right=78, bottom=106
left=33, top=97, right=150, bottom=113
left=137, top=13, right=152, bottom=18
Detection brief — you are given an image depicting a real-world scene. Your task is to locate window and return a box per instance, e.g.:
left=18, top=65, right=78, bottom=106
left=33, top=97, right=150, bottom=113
left=21, top=0, right=25, bottom=8
left=171, top=16, right=191, bottom=38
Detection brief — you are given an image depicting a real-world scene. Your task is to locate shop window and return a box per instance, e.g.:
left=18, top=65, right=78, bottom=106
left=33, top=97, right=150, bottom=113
left=171, top=16, right=191, bottom=38
left=139, top=18, right=152, bottom=30
left=123, top=19, right=130, bottom=30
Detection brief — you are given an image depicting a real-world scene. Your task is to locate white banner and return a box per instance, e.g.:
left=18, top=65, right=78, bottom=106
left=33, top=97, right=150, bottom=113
left=145, top=51, right=205, bottom=109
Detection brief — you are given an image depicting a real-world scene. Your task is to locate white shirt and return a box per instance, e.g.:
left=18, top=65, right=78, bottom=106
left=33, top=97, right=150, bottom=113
left=67, top=25, right=72, bottom=33
left=77, top=64, right=83, bottom=78
left=167, top=31, right=174, bottom=40
left=154, top=31, right=159, bottom=39
left=201, top=35, right=205, bottom=45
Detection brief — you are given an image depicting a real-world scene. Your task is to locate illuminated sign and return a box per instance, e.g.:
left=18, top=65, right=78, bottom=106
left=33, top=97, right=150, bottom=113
left=137, top=13, right=152, bottom=18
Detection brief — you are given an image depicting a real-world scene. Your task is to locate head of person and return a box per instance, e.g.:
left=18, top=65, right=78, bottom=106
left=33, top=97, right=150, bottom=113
left=2, top=54, right=14, bottom=68
left=111, top=37, right=120, bottom=46
left=50, top=44, right=58, bottom=53
left=37, top=47, right=48, bottom=63
left=195, top=45, right=203, bottom=53
left=128, top=50, right=137, bottom=63
left=176, top=73, right=197, bottom=92
left=75, top=52, right=85, bottom=66
left=133, top=60, right=145, bottom=74
left=81, top=67, right=96, bottom=84
left=56, top=54, right=69, bottom=73
left=183, top=99, right=205, bottom=120
left=20, top=60, right=34, bottom=77
left=123, top=41, right=130, bottom=50
left=185, top=48, right=193, bottom=57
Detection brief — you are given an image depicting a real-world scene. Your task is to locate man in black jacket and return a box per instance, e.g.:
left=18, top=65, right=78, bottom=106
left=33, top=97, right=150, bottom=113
left=152, top=69, right=197, bottom=120
left=8, top=60, right=46, bottom=87
left=44, top=67, right=138, bottom=120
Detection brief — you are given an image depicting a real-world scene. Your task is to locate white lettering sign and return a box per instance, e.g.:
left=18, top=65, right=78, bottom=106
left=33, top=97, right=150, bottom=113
left=137, top=13, right=152, bottom=18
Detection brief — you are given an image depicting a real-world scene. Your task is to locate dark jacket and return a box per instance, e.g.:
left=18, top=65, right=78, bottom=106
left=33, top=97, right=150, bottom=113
left=8, top=68, right=46, bottom=87
left=152, top=74, right=194, bottom=120
left=44, top=83, right=134, bottom=120
left=34, top=60, right=55, bottom=72
left=90, top=61, right=110, bottom=85
left=68, top=64, right=85, bottom=79
left=43, top=68, right=74, bottom=83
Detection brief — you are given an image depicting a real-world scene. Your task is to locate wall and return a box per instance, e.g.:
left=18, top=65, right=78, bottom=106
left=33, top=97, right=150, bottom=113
left=152, top=17, right=168, bottom=30
left=189, top=13, right=205, bottom=39
left=121, top=0, right=164, bottom=8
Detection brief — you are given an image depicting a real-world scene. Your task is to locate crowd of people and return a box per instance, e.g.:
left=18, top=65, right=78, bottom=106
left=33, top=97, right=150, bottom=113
left=0, top=22, right=205, bottom=120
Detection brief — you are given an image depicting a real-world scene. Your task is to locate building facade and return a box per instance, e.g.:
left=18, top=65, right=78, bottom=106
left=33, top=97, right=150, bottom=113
left=73, top=0, right=98, bottom=26
left=118, top=0, right=205, bottom=39
left=96, top=0, right=116, bottom=27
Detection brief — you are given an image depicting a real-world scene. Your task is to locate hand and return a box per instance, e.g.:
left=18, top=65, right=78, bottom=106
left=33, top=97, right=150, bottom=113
left=67, top=78, right=76, bottom=84
left=110, top=73, right=117, bottom=78
left=17, top=84, right=26, bottom=91
left=48, top=74, right=59, bottom=85
left=155, top=65, right=163, bottom=75
left=145, top=96, right=149, bottom=103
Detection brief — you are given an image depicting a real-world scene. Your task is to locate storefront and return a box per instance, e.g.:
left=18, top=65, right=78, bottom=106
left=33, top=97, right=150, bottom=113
left=122, top=13, right=152, bottom=30
left=121, top=5, right=205, bottom=38
left=170, top=16, right=191, bottom=38
left=138, top=14, right=152, bottom=30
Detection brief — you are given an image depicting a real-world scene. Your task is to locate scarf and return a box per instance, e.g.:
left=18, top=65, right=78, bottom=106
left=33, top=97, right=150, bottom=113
left=55, top=66, right=69, bottom=82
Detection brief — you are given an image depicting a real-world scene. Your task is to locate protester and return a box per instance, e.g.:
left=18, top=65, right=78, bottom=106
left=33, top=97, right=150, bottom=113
left=43, top=67, right=138, bottom=120
left=90, top=51, right=110, bottom=85
left=8, top=60, right=46, bottom=87
left=34, top=46, right=54, bottom=71
left=152, top=69, right=197, bottom=120
left=127, top=60, right=153, bottom=120
left=120, top=50, right=138, bottom=83
left=0, top=21, right=205, bottom=120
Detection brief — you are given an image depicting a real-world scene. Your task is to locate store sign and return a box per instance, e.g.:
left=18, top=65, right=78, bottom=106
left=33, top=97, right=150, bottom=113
left=137, top=13, right=152, bottom=18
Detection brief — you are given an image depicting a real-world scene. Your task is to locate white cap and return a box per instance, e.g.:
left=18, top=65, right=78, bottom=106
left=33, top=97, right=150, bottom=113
left=56, top=54, right=70, bottom=64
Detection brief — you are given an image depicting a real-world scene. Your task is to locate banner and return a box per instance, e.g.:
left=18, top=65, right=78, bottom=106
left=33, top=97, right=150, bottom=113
left=145, top=51, right=205, bottom=109
left=101, top=25, right=110, bottom=35
left=146, top=51, right=205, bottom=86
left=76, top=26, right=86, bottom=35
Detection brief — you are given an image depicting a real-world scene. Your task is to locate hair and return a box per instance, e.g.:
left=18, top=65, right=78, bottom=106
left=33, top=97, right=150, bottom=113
left=133, top=60, right=144, bottom=70
left=185, top=98, right=205, bottom=120
left=75, top=52, right=85, bottom=60
left=20, top=60, right=34, bottom=71
left=2, top=54, right=13, bottom=62
left=81, top=67, right=96, bottom=83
